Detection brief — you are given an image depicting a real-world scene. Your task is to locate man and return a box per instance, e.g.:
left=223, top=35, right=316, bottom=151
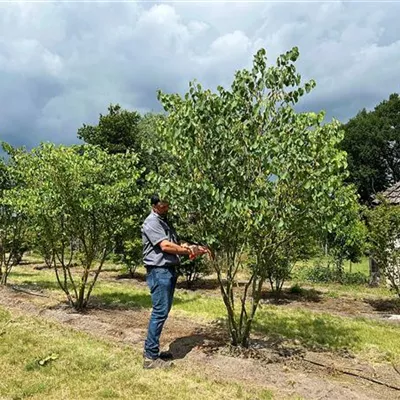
left=142, top=194, right=206, bottom=369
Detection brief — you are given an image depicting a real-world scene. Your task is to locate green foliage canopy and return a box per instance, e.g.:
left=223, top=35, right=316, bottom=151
left=366, top=198, right=400, bottom=297
left=154, top=47, right=359, bottom=346
left=342, top=93, right=400, bottom=203
left=9, top=143, right=143, bottom=310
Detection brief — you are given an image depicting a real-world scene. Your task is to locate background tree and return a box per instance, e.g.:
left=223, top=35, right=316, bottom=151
left=77, top=106, right=167, bottom=270
left=0, top=205, right=28, bottom=285
left=265, top=230, right=320, bottom=298
left=10, top=143, right=143, bottom=310
left=0, top=149, right=29, bottom=285
left=77, top=104, right=142, bottom=155
left=342, top=93, right=400, bottom=203
left=321, top=200, right=366, bottom=281
left=365, top=198, right=400, bottom=297
left=77, top=105, right=166, bottom=175
left=154, top=47, right=358, bottom=347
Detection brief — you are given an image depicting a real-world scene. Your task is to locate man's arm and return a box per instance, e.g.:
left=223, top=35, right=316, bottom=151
left=159, top=240, right=194, bottom=256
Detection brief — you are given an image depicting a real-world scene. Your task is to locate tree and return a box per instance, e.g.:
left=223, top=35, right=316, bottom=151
left=342, top=93, right=400, bottom=203
left=78, top=107, right=167, bottom=268
left=0, top=205, right=28, bottom=285
left=324, top=200, right=366, bottom=281
left=154, top=47, right=357, bottom=347
left=77, top=105, right=166, bottom=175
left=0, top=152, right=30, bottom=285
left=365, top=198, right=400, bottom=297
left=265, top=229, right=319, bottom=298
left=77, top=104, right=142, bottom=155
left=10, top=143, right=143, bottom=310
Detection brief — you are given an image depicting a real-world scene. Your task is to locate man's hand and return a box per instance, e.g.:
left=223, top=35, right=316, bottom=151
left=200, top=245, right=214, bottom=260
left=160, top=240, right=194, bottom=256
left=179, top=242, right=214, bottom=260
left=188, top=245, right=211, bottom=260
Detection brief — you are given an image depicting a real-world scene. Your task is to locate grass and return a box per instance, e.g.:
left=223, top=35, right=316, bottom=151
left=290, top=281, right=393, bottom=299
left=295, top=256, right=370, bottom=275
left=176, top=295, right=400, bottom=362
left=6, top=259, right=400, bottom=365
left=255, top=307, right=400, bottom=361
left=0, top=306, right=275, bottom=400
left=290, top=256, right=394, bottom=298
left=342, top=257, right=370, bottom=275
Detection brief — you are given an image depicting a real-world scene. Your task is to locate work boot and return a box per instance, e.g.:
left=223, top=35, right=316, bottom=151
left=143, top=357, right=174, bottom=369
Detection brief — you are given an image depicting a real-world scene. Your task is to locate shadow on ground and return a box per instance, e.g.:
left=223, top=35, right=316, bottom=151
left=261, top=287, right=323, bottom=304
left=166, top=307, right=360, bottom=361
left=175, top=279, right=222, bottom=291
left=116, top=271, right=222, bottom=291
left=253, top=309, right=359, bottom=351
left=17, top=260, right=43, bottom=266
left=116, top=271, right=147, bottom=282
left=13, top=280, right=62, bottom=291
left=364, top=297, right=400, bottom=313
left=167, top=334, right=207, bottom=359
left=8, top=271, right=42, bottom=278
left=90, top=291, right=197, bottom=311
left=167, top=321, right=230, bottom=359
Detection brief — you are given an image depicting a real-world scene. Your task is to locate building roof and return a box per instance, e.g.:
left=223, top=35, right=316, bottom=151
left=380, top=181, right=400, bottom=204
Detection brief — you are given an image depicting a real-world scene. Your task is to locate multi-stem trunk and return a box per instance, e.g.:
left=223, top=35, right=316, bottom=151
left=236, top=253, right=278, bottom=347
left=213, top=248, right=262, bottom=348
left=0, top=253, right=15, bottom=286
left=0, top=262, right=4, bottom=285
left=53, top=240, right=76, bottom=307
left=75, top=261, right=91, bottom=311
left=0, top=271, right=7, bottom=285
left=214, top=254, right=239, bottom=346
left=74, top=248, right=108, bottom=311
left=238, top=271, right=266, bottom=347
left=1, top=266, right=13, bottom=285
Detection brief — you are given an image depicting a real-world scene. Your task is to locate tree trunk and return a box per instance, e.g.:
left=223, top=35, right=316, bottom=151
left=0, top=264, right=12, bottom=285
left=240, top=315, right=254, bottom=348
left=369, top=256, right=380, bottom=287
left=76, top=285, right=86, bottom=311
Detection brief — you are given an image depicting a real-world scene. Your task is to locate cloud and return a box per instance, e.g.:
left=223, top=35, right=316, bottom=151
left=0, top=1, right=399, bottom=149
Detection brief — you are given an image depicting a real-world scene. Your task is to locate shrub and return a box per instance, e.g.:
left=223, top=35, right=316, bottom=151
left=177, top=256, right=212, bottom=289
left=297, top=262, right=367, bottom=285
left=365, top=199, right=400, bottom=297
left=121, top=238, right=143, bottom=277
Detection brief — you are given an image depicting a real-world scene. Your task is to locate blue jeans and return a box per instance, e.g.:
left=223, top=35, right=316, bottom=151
left=144, top=267, right=177, bottom=359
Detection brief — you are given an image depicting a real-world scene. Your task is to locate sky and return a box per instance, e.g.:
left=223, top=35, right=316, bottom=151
left=0, top=0, right=399, bottom=150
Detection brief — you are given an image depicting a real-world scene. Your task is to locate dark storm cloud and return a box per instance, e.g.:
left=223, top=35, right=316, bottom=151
left=0, top=1, right=399, bottom=149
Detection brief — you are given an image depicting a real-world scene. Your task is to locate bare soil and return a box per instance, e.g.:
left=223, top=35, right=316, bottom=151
left=1, top=266, right=400, bottom=400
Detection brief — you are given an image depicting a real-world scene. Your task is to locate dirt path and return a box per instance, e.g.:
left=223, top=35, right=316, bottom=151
left=1, top=285, right=399, bottom=400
